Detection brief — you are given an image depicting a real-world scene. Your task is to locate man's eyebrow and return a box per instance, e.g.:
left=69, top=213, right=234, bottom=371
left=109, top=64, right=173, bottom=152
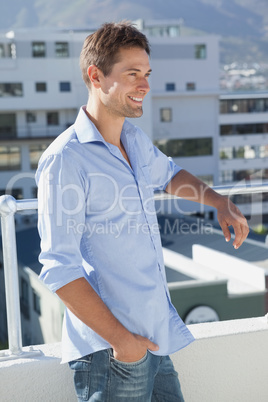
left=125, top=68, right=152, bottom=73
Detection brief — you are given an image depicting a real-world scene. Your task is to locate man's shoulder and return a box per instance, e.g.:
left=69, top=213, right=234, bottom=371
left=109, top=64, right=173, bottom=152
left=35, top=125, right=84, bottom=184
left=41, top=125, right=79, bottom=161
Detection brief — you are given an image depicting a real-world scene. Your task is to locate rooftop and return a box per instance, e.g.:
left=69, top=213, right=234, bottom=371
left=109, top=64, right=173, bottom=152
left=1, top=185, right=268, bottom=401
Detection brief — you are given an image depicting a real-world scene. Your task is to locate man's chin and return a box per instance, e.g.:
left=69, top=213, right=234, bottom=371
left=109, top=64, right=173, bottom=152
left=127, top=109, right=143, bottom=119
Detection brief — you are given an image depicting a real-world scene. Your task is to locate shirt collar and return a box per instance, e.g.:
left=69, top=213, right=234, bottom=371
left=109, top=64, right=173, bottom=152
left=74, top=106, right=136, bottom=146
left=74, top=106, right=105, bottom=144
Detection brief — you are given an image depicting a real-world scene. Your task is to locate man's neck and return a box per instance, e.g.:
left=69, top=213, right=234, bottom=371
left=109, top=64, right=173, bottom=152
left=86, top=104, right=124, bottom=147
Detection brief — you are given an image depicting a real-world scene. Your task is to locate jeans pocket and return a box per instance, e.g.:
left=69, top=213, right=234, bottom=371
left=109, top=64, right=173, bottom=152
left=110, top=350, right=149, bottom=367
left=69, top=355, right=92, bottom=401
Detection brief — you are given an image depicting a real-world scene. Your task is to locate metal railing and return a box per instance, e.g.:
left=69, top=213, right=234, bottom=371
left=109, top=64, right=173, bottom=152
left=0, top=197, right=39, bottom=361
left=1, top=183, right=268, bottom=361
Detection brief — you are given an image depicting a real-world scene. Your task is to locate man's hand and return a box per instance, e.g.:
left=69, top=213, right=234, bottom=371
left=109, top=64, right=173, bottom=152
left=216, top=196, right=249, bottom=249
left=165, top=170, right=249, bottom=249
left=112, top=333, right=159, bottom=363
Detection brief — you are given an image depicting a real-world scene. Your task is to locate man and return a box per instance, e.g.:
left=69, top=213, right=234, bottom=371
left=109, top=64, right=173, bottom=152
left=36, top=22, right=249, bottom=401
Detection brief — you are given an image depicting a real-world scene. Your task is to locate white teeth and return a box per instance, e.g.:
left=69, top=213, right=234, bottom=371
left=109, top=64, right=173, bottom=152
left=130, top=96, right=142, bottom=102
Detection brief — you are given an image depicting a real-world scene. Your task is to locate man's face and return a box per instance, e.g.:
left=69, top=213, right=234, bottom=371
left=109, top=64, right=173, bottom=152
left=98, top=47, right=151, bottom=119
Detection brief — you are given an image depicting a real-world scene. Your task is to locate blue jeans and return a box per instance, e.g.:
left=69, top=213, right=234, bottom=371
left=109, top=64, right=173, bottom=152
left=69, top=349, right=184, bottom=401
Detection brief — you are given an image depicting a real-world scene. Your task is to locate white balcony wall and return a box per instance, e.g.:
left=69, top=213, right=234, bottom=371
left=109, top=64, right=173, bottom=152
left=220, top=158, right=268, bottom=171
left=220, top=134, right=268, bottom=147
left=0, top=317, right=267, bottom=401
left=219, top=112, right=268, bottom=125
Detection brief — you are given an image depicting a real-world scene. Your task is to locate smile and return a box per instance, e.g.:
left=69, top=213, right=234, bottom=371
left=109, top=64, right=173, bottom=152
left=129, top=96, right=143, bottom=102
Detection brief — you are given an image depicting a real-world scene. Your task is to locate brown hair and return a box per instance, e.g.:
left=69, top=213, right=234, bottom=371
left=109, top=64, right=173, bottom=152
left=80, top=21, right=150, bottom=89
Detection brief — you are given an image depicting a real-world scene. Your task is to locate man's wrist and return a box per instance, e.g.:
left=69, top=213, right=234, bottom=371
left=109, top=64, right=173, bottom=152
left=109, top=323, right=134, bottom=352
left=208, top=191, right=228, bottom=211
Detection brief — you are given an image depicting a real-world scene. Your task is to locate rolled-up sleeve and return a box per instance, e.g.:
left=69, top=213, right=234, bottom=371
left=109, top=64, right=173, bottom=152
left=36, top=150, right=87, bottom=293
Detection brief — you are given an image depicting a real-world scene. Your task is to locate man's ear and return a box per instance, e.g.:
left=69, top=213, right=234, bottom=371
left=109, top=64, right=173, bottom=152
left=87, top=65, right=102, bottom=88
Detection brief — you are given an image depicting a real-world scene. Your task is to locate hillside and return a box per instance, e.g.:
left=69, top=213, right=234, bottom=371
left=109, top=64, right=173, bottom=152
left=1, top=0, right=268, bottom=64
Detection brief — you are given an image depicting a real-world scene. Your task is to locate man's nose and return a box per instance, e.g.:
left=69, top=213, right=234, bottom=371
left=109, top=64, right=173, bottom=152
left=137, top=78, right=150, bottom=93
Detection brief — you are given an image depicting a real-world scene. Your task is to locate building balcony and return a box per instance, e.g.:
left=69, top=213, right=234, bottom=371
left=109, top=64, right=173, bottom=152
left=0, top=186, right=268, bottom=401
left=0, top=125, right=68, bottom=141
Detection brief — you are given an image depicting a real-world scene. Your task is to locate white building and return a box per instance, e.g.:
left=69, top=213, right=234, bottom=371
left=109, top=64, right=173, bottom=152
left=0, top=28, right=91, bottom=199
left=148, top=29, right=220, bottom=218
left=219, top=92, right=268, bottom=226
left=0, top=21, right=220, bottom=219
left=149, top=34, right=219, bottom=189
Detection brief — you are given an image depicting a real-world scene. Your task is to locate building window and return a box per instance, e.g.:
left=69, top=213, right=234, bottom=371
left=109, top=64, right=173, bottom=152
left=147, top=25, right=180, bottom=37
left=220, top=145, right=268, bottom=160
left=20, top=277, right=30, bottom=320
left=0, top=146, right=21, bottom=170
left=186, top=82, right=196, bottom=91
left=220, top=147, right=233, bottom=159
left=220, top=98, right=268, bottom=114
left=0, top=113, right=16, bottom=139
left=220, top=123, right=268, bottom=136
left=220, top=168, right=268, bottom=184
left=26, top=112, right=37, bottom=123
left=32, top=187, right=38, bottom=198
left=12, top=188, right=23, bottom=199
left=33, top=291, right=41, bottom=315
left=219, top=170, right=233, bottom=184
left=154, top=137, right=213, bottom=157
left=59, top=82, right=71, bottom=92
left=0, top=43, right=16, bottom=58
left=197, top=175, right=213, bottom=187
left=30, top=144, right=48, bottom=169
left=0, top=83, right=23, bottom=97
left=35, top=82, right=47, bottom=92
left=231, top=194, right=253, bottom=205
left=0, top=188, right=23, bottom=199
left=160, top=108, right=172, bottom=122
left=55, top=42, right=69, bottom=57
left=32, top=42, right=46, bottom=58
left=9, top=43, right=16, bottom=59
left=195, top=44, right=206, bottom=59
left=0, top=44, right=4, bottom=58
left=47, top=112, right=59, bottom=126
left=166, top=83, right=176, bottom=91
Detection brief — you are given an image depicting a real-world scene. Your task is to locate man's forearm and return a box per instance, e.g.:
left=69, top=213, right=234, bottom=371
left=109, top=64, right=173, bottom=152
left=165, top=169, right=224, bottom=208
left=56, top=277, right=133, bottom=349
left=56, top=277, right=158, bottom=361
left=165, top=169, right=249, bottom=248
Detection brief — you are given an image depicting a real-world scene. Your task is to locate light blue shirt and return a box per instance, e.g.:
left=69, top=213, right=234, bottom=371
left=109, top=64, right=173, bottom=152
left=36, top=106, right=195, bottom=363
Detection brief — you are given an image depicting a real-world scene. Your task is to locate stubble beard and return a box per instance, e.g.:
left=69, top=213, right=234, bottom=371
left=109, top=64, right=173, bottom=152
left=124, top=105, right=143, bottom=118
left=106, top=98, right=144, bottom=119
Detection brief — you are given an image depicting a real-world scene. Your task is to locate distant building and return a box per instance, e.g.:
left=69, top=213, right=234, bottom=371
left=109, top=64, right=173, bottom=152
left=148, top=26, right=220, bottom=218
left=0, top=28, right=91, bottom=200
left=219, top=92, right=268, bottom=226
